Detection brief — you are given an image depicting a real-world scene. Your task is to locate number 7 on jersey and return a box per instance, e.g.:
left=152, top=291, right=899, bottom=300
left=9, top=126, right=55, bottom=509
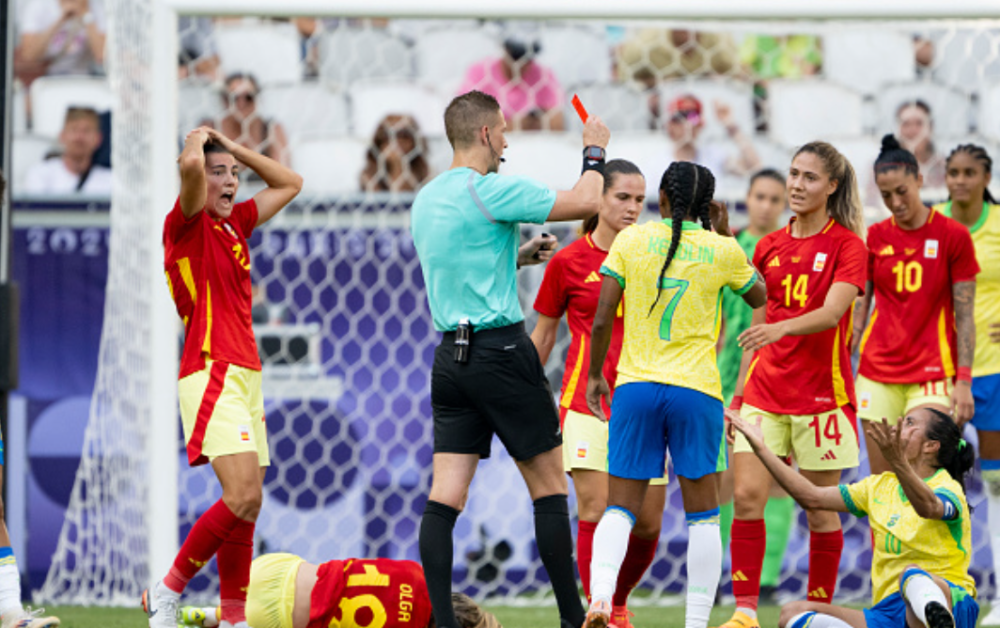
left=657, top=278, right=689, bottom=341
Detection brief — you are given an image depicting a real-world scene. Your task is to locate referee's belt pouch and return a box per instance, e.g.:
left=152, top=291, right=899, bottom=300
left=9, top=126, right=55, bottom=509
left=454, top=320, right=471, bottom=363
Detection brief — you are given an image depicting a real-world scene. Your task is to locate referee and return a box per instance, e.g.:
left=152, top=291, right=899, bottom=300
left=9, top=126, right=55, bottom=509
left=412, top=90, right=610, bottom=628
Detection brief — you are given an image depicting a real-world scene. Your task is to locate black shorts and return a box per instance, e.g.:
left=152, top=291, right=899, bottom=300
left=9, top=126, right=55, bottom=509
left=432, top=322, right=562, bottom=461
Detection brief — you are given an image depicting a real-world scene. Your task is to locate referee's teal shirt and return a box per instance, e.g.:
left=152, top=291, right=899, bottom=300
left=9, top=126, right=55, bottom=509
left=411, top=167, right=556, bottom=332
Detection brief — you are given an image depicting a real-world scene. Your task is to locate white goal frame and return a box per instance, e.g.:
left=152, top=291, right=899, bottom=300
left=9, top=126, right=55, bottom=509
left=145, top=0, right=1000, bottom=586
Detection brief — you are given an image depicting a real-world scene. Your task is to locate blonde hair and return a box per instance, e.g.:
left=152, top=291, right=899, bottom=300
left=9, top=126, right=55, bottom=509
left=452, top=593, right=502, bottom=628
left=793, top=141, right=866, bottom=238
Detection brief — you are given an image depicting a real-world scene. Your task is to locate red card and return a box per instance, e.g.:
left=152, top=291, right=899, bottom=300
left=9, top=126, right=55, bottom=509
left=571, top=94, right=589, bottom=122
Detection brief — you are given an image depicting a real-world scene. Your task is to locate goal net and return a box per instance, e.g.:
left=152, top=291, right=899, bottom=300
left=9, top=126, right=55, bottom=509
left=37, top=0, right=1000, bottom=607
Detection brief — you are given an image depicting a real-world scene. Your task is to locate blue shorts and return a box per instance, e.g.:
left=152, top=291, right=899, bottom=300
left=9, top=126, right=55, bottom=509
left=863, top=583, right=978, bottom=628
left=608, top=382, right=725, bottom=481
left=972, top=373, right=1000, bottom=432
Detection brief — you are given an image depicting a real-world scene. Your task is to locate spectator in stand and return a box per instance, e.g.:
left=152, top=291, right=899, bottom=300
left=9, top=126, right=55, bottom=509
left=18, top=0, right=106, bottom=77
left=214, top=73, right=291, bottom=169
left=177, top=16, right=220, bottom=82
left=360, top=114, right=432, bottom=193
left=24, top=106, right=112, bottom=195
left=896, top=100, right=946, bottom=189
left=615, top=29, right=740, bottom=128
left=640, top=93, right=760, bottom=198
left=457, top=31, right=565, bottom=131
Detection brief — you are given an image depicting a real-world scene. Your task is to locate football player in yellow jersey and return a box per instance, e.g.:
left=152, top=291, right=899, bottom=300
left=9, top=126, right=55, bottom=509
left=935, top=143, right=1000, bottom=627
left=582, top=162, right=766, bottom=628
left=731, top=405, right=978, bottom=628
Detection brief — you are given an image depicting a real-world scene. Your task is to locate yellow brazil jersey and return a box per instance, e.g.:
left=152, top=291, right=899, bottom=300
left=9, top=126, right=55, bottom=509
left=600, top=220, right=758, bottom=400
left=839, top=469, right=975, bottom=604
left=937, top=202, right=1000, bottom=377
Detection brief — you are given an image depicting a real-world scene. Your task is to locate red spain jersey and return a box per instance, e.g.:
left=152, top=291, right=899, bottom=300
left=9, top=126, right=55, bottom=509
left=533, top=234, right=624, bottom=419
left=308, top=558, right=432, bottom=628
left=859, top=209, right=980, bottom=383
left=744, top=218, right=867, bottom=415
left=163, top=199, right=262, bottom=379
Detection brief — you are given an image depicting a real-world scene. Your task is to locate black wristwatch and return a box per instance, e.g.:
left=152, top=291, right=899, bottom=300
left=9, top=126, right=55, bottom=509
left=583, top=146, right=606, bottom=161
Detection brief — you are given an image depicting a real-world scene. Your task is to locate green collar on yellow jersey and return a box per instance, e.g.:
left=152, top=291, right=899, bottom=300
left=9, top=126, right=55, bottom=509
left=661, top=219, right=705, bottom=231
left=940, top=201, right=990, bottom=234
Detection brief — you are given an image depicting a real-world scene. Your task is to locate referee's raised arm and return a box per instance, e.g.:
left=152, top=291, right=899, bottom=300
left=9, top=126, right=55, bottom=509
left=548, top=115, right=612, bottom=222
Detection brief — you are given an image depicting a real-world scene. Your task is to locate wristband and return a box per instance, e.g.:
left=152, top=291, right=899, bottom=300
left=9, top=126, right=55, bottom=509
left=729, top=395, right=743, bottom=410
left=957, top=367, right=973, bottom=384
left=582, top=146, right=605, bottom=175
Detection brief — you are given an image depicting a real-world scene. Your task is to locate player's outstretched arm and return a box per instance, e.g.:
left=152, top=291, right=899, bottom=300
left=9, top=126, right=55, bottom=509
left=205, top=129, right=303, bottom=227
left=739, top=282, right=859, bottom=351
left=729, top=413, right=848, bottom=513
left=178, top=127, right=211, bottom=218
left=548, top=116, right=610, bottom=222
left=867, top=418, right=947, bottom=520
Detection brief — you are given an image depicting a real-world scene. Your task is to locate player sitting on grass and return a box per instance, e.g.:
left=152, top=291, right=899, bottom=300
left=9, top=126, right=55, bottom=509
left=176, top=552, right=501, bottom=628
left=730, top=406, right=978, bottom=628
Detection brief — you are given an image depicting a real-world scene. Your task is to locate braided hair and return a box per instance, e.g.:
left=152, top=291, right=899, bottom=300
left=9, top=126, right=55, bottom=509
left=946, top=143, right=998, bottom=204
left=923, top=407, right=976, bottom=497
left=874, top=134, right=919, bottom=178
left=649, top=161, right=715, bottom=315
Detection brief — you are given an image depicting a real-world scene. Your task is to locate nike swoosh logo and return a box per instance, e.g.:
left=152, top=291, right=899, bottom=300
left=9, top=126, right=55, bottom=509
left=148, top=609, right=158, bottom=618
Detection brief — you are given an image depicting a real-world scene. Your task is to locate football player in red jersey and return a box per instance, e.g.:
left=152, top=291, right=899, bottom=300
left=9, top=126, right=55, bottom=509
left=531, top=159, right=663, bottom=628
left=177, top=552, right=501, bottom=628
left=143, top=127, right=302, bottom=628
left=854, top=135, right=979, bottom=475
left=721, top=141, right=868, bottom=628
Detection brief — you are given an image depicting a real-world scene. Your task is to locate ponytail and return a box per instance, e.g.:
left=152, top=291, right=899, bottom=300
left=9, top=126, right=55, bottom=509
left=794, top=141, right=865, bottom=238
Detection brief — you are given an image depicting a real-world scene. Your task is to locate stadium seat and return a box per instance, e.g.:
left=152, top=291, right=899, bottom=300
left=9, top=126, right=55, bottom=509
left=11, top=134, right=58, bottom=193
left=930, top=29, right=1000, bottom=93
left=658, top=78, right=755, bottom=141
left=318, top=28, right=413, bottom=90
left=348, top=80, right=446, bottom=137
left=178, top=80, right=222, bottom=136
left=830, top=135, right=881, bottom=209
left=12, top=82, right=27, bottom=135
left=215, top=21, right=303, bottom=86
left=414, top=26, right=499, bottom=98
left=258, top=82, right=350, bottom=142
left=605, top=131, right=669, bottom=197
left=537, top=24, right=612, bottom=88
left=767, top=80, right=864, bottom=147
left=292, top=136, right=368, bottom=195
left=425, top=135, right=452, bottom=177
left=499, top=132, right=581, bottom=190
left=876, top=82, right=970, bottom=138
left=565, top=82, right=650, bottom=133
left=29, top=76, right=114, bottom=138
left=823, top=29, right=915, bottom=96
left=979, top=84, right=1000, bottom=143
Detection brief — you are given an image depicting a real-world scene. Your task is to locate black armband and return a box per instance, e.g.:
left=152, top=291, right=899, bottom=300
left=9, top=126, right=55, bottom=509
left=582, top=146, right=606, bottom=175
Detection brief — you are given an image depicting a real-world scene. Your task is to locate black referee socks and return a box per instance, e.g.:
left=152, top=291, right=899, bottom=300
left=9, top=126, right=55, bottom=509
left=534, top=494, right=586, bottom=628
left=420, top=500, right=460, bottom=628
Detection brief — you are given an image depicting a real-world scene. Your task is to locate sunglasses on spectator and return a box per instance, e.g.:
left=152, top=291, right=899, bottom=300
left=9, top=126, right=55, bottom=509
left=670, top=110, right=701, bottom=124
left=228, top=92, right=256, bottom=104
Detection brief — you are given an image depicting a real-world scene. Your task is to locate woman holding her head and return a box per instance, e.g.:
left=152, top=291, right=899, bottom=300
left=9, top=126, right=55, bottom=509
left=934, top=143, right=1000, bottom=626
left=583, top=162, right=767, bottom=628
left=531, top=159, right=663, bottom=628
left=853, top=134, right=979, bottom=476
left=723, top=142, right=869, bottom=628
left=731, top=405, right=979, bottom=628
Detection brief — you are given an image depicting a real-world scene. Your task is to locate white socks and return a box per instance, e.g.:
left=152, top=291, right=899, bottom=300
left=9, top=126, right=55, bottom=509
left=0, top=549, right=23, bottom=618
left=984, top=468, right=1000, bottom=603
left=685, top=509, right=722, bottom=628
left=589, top=507, right=636, bottom=605
left=902, top=568, right=950, bottom=626
left=785, top=611, right=852, bottom=628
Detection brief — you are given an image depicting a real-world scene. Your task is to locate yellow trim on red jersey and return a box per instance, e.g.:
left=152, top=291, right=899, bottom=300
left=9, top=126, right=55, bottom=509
left=938, top=307, right=956, bottom=378
left=202, top=282, right=212, bottom=355
left=831, top=325, right=850, bottom=407
left=859, top=309, right=877, bottom=358
left=744, top=354, right=761, bottom=388
left=561, top=333, right=587, bottom=408
left=821, top=219, right=836, bottom=234
left=177, top=257, right=198, bottom=302
left=584, top=233, right=596, bottom=249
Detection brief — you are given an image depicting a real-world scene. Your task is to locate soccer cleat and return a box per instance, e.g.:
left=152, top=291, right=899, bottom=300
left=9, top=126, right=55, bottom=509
left=923, top=601, right=955, bottom=628
left=583, top=600, right=612, bottom=628
left=610, top=606, right=634, bottom=628
left=713, top=610, right=760, bottom=628
left=981, top=603, right=1000, bottom=627
left=1, top=607, right=60, bottom=628
left=143, top=581, right=181, bottom=628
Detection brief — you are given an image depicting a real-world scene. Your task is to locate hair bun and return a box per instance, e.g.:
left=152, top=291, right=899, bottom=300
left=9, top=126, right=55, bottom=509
left=880, top=134, right=902, bottom=153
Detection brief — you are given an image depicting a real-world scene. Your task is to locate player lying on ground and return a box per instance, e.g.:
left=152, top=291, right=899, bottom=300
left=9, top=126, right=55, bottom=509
left=176, top=552, right=500, bottom=628
left=731, top=406, right=978, bottom=628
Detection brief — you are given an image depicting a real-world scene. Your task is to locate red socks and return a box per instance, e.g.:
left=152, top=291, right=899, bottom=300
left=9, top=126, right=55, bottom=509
left=731, top=518, right=766, bottom=611
left=807, top=529, right=843, bottom=604
left=164, top=500, right=241, bottom=594
left=219, top=518, right=256, bottom=624
left=613, top=534, right=658, bottom=607
left=577, top=520, right=597, bottom=600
